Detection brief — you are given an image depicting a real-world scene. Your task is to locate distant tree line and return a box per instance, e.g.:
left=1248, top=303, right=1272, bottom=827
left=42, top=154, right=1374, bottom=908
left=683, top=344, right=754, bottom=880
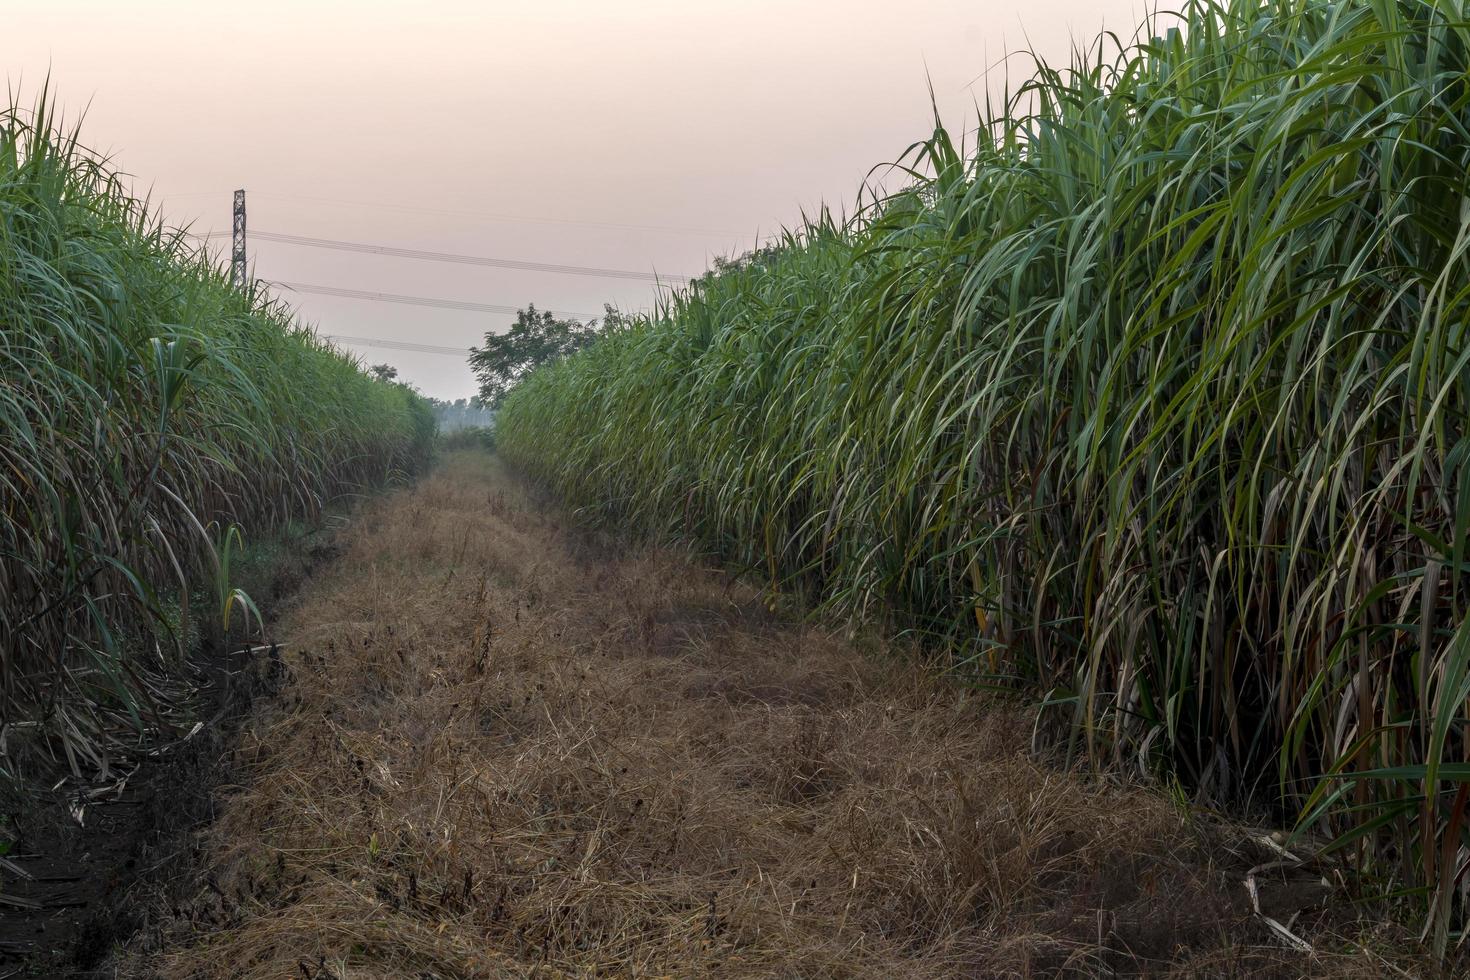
left=365, top=300, right=630, bottom=426
left=426, top=395, right=496, bottom=433
left=469, top=303, right=628, bottom=408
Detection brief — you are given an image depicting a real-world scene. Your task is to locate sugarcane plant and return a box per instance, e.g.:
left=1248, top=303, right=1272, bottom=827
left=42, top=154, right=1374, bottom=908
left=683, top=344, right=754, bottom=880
left=0, top=91, right=436, bottom=785
left=498, top=0, right=1470, bottom=948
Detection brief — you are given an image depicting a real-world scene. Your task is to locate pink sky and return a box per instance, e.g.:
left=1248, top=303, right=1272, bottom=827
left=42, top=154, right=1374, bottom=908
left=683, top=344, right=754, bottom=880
left=9, top=0, right=1146, bottom=399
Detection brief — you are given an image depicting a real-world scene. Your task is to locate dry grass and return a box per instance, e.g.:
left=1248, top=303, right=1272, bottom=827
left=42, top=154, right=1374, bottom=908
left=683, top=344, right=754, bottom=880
left=119, top=454, right=1417, bottom=978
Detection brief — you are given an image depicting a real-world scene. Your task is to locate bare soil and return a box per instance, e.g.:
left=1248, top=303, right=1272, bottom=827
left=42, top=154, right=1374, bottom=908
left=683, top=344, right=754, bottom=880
left=110, top=453, right=1421, bottom=978
left=0, top=528, right=340, bottom=977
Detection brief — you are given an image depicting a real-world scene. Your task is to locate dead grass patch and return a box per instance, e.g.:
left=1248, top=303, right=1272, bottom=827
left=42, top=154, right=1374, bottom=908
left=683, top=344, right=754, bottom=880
left=116, top=453, right=1422, bottom=978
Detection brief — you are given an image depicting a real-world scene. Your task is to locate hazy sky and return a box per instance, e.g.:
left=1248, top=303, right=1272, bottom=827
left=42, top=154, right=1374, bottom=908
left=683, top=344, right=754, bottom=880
left=10, top=0, right=1145, bottom=399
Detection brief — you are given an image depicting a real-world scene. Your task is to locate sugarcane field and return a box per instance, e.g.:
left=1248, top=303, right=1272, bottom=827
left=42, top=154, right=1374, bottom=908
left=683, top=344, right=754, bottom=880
left=7, top=1, right=1470, bottom=976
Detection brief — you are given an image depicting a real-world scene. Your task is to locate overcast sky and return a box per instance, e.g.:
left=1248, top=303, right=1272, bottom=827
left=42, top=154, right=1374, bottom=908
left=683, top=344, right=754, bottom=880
left=10, top=0, right=1145, bottom=399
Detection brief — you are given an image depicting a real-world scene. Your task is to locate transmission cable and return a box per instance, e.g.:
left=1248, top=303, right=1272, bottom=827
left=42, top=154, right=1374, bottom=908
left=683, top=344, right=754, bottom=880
left=251, top=192, right=747, bottom=238
left=269, top=280, right=598, bottom=319
left=318, top=334, right=472, bottom=357
left=250, top=231, right=691, bottom=283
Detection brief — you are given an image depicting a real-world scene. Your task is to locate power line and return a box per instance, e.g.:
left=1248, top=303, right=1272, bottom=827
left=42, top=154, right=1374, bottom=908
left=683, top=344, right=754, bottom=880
left=252, top=230, right=693, bottom=283
left=191, top=228, right=698, bottom=283
left=167, top=190, right=748, bottom=237
left=270, top=280, right=598, bottom=319
left=253, top=191, right=750, bottom=239
left=319, top=334, right=472, bottom=357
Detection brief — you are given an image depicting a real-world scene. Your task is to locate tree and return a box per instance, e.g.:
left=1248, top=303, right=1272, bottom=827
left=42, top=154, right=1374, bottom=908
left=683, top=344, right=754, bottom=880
left=369, top=363, right=399, bottom=382
left=469, top=304, right=608, bottom=407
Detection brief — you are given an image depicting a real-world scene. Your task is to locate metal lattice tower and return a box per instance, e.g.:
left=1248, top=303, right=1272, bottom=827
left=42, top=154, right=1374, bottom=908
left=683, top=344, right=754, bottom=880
left=230, top=189, right=247, bottom=291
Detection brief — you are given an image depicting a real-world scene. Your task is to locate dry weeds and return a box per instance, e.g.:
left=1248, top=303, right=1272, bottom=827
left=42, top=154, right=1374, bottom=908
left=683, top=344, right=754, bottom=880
left=118, top=454, right=1417, bottom=978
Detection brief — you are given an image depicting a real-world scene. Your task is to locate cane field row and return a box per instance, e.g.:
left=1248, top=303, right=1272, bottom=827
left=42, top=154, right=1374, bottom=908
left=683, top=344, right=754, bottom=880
left=498, top=0, right=1470, bottom=947
left=0, top=96, right=435, bottom=781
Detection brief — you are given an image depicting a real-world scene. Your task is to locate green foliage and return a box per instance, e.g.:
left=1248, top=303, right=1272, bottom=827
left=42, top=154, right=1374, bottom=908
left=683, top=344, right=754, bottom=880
left=426, top=395, right=488, bottom=411
left=438, top=427, right=496, bottom=453
left=0, top=92, right=436, bottom=778
left=469, top=304, right=610, bottom=407
left=498, top=0, right=1470, bottom=946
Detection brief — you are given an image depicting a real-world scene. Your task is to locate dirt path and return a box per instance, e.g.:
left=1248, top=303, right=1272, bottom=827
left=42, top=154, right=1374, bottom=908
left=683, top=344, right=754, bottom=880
left=115, top=454, right=1390, bottom=978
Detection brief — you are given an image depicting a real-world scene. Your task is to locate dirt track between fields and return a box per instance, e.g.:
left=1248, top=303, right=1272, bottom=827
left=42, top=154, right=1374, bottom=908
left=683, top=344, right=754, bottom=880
left=115, top=453, right=1404, bottom=978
